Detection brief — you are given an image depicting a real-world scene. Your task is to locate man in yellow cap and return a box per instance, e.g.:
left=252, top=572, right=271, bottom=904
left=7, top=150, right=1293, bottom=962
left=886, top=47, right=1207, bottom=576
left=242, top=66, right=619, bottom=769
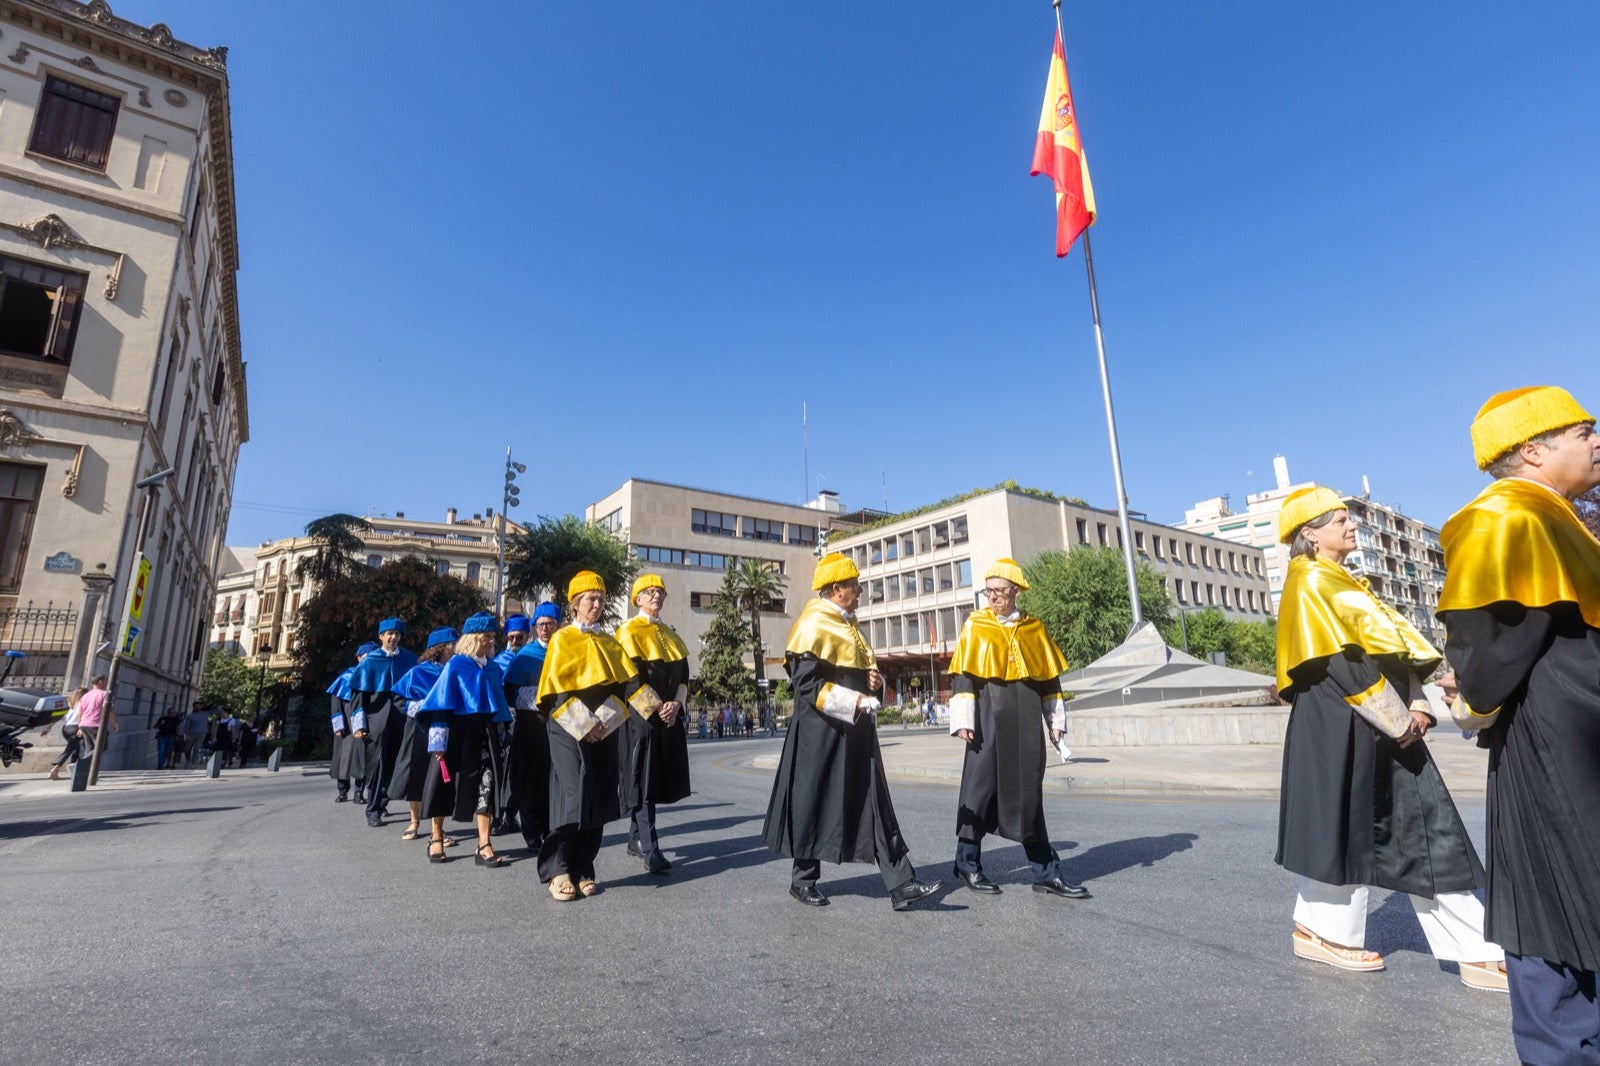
left=761, top=553, right=942, bottom=910
left=946, top=558, right=1087, bottom=899
left=1438, top=386, right=1600, bottom=1062
left=615, top=573, right=691, bottom=874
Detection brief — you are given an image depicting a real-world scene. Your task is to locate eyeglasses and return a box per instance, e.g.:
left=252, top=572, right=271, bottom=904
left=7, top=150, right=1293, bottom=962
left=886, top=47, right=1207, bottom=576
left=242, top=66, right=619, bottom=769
left=983, top=586, right=1014, bottom=597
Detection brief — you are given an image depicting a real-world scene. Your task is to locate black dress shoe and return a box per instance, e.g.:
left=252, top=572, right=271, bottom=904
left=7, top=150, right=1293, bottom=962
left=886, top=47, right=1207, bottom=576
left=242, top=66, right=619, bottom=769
left=1032, top=876, right=1091, bottom=899
left=353, top=790, right=366, bottom=804
left=646, top=851, right=672, bottom=875
left=889, top=878, right=943, bottom=911
left=789, top=884, right=828, bottom=907
left=626, top=840, right=643, bottom=859
left=366, top=813, right=383, bottom=828
left=335, top=793, right=348, bottom=803
left=953, top=868, right=1002, bottom=895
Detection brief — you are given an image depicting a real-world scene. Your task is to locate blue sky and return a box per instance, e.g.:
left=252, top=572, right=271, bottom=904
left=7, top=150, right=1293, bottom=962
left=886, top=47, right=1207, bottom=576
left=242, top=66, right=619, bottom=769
left=117, top=2, right=1600, bottom=544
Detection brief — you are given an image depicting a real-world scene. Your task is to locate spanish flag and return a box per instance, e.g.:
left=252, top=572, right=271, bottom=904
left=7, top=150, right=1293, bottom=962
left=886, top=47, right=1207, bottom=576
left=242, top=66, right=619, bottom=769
left=1030, top=30, right=1096, bottom=258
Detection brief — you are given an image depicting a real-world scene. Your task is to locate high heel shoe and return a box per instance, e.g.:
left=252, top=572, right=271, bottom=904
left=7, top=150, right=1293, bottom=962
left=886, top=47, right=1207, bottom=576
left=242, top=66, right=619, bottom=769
left=475, top=844, right=507, bottom=868
left=427, top=838, right=447, bottom=863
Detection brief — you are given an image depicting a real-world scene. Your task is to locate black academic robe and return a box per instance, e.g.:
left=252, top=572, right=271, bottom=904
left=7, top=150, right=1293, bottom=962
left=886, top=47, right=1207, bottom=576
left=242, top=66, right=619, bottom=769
left=1443, top=603, right=1600, bottom=971
left=761, top=653, right=909, bottom=867
left=503, top=646, right=551, bottom=837
left=1275, top=649, right=1482, bottom=898
left=540, top=682, right=625, bottom=832
left=327, top=693, right=366, bottom=783
left=619, top=654, right=692, bottom=809
left=952, top=673, right=1057, bottom=845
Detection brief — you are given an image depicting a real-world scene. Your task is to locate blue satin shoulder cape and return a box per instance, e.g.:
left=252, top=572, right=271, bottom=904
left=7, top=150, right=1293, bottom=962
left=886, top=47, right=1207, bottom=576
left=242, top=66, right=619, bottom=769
left=416, top=655, right=512, bottom=721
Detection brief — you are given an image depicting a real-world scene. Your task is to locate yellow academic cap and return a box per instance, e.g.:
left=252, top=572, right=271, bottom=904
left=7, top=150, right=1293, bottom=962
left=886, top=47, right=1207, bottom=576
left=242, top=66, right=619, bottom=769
left=983, top=558, right=1029, bottom=591
left=567, top=570, right=605, bottom=600
left=631, top=573, right=665, bottom=602
left=1471, top=386, right=1593, bottom=471
left=1277, top=486, right=1347, bottom=544
left=811, top=552, right=859, bottom=590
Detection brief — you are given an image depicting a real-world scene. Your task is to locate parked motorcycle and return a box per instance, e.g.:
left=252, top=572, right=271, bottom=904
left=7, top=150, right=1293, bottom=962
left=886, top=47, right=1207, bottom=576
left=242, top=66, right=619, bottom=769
left=0, top=651, right=72, bottom=768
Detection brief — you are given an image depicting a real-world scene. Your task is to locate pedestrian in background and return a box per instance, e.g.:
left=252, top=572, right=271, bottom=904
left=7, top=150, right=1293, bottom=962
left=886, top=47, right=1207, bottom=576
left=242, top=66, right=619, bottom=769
left=179, top=705, right=209, bottom=768
left=45, top=686, right=86, bottom=780
left=153, top=708, right=179, bottom=769
left=74, top=676, right=115, bottom=765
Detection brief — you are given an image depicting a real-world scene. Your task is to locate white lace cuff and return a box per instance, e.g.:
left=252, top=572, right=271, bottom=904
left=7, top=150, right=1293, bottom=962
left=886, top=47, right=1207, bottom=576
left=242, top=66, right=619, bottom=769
left=817, top=682, right=864, bottom=724
left=948, top=693, right=976, bottom=734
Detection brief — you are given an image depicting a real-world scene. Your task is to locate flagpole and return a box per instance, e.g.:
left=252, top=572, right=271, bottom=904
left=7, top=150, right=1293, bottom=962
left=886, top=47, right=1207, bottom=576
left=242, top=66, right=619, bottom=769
left=1054, top=0, right=1142, bottom=627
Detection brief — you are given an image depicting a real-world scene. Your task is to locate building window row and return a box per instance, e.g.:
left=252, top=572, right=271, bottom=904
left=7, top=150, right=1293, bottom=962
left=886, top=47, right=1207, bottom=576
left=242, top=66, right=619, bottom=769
left=689, top=508, right=818, bottom=546
left=862, top=558, right=971, bottom=605
left=866, top=605, right=971, bottom=650
left=634, top=543, right=785, bottom=575
left=851, top=516, right=970, bottom=571
left=1170, top=578, right=1268, bottom=615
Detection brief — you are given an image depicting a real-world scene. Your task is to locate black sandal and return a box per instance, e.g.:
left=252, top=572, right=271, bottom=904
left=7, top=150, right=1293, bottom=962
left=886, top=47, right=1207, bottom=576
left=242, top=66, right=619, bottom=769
left=401, top=821, right=421, bottom=841
left=475, top=843, right=507, bottom=868
left=427, top=838, right=447, bottom=864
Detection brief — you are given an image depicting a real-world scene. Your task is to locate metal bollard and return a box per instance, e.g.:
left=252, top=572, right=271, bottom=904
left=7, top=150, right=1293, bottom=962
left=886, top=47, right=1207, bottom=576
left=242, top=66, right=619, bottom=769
left=69, top=754, right=91, bottom=792
left=266, top=748, right=281, bottom=772
left=206, top=750, right=221, bottom=778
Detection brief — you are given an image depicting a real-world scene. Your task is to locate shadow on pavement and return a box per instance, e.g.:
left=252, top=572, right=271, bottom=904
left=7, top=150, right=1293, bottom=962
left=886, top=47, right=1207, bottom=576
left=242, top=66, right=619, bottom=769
left=602, top=821, right=777, bottom=888
left=0, top=805, right=239, bottom=840
left=1057, top=831, right=1201, bottom=882
left=1367, top=888, right=1436, bottom=957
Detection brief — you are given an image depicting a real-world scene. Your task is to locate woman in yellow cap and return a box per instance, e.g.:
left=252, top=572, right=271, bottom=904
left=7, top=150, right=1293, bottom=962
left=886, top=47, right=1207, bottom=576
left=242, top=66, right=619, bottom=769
left=1275, top=486, right=1504, bottom=990
left=533, top=571, right=646, bottom=900
left=615, top=573, right=692, bottom=875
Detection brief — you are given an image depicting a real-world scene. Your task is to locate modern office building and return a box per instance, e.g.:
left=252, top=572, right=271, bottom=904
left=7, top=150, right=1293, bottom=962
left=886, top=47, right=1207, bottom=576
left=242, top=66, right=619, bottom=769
left=583, top=480, right=875, bottom=668
left=826, top=484, right=1273, bottom=701
left=0, top=0, right=244, bottom=769
left=1181, top=455, right=1444, bottom=635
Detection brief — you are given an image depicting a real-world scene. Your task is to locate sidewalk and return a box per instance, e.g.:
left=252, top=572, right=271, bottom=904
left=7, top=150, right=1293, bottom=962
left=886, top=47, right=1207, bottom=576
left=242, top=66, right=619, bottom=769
left=744, top=725, right=1492, bottom=798
left=0, top=764, right=300, bottom=802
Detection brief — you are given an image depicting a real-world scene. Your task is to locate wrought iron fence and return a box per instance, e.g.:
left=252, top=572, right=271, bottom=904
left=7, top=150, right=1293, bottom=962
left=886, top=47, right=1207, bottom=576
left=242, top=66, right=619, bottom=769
left=0, top=600, right=79, bottom=693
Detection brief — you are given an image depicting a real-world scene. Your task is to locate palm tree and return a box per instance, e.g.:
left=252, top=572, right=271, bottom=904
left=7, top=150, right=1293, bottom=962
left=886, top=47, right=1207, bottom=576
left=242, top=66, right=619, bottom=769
left=727, top=558, right=787, bottom=721
left=296, top=513, right=374, bottom=584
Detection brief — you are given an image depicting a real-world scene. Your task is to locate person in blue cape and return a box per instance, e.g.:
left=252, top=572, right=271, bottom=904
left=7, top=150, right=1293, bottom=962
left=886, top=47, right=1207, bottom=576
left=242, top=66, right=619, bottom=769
left=492, top=614, right=530, bottom=674
left=385, top=627, right=458, bottom=844
left=327, top=642, right=377, bottom=803
left=416, top=611, right=514, bottom=867
left=503, top=601, right=560, bottom=851
left=488, top=613, right=530, bottom=835
left=348, top=618, right=419, bottom=827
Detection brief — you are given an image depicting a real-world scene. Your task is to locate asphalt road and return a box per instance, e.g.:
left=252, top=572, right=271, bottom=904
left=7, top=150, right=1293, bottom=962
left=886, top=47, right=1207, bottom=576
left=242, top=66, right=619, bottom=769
left=4, top=736, right=1513, bottom=1065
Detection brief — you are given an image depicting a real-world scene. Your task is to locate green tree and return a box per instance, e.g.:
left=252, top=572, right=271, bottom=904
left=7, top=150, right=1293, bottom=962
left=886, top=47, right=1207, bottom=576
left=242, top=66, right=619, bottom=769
left=292, top=556, right=487, bottom=701
left=698, top=569, right=756, bottom=709
left=1228, top=619, right=1277, bottom=676
left=504, top=514, right=637, bottom=619
left=1018, top=547, right=1177, bottom=667
left=1179, top=608, right=1233, bottom=660
left=726, top=558, right=786, bottom=698
left=295, top=513, right=373, bottom=584
left=197, top=648, right=267, bottom=716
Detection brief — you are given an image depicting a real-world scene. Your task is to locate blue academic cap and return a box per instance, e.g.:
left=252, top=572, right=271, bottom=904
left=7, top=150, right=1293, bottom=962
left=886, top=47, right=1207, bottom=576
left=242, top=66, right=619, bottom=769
left=378, top=617, right=405, bottom=635
left=504, top=614, right=530, bottom=635
left=426, top=627, right=458, bottom=648
left=531, top=601, right=561, bottom=623
left=356, top=641, right=379, bottom=658
left=461, top=611, right=497, bottom=635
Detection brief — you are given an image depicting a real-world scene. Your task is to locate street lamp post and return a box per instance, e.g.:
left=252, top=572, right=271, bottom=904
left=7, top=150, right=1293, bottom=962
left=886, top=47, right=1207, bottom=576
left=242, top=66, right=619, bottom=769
left=251, top=650, right=270, bottom=723
left=88, top=466, right=175, bottom=786
left=495, top=447, right=525, bottom=616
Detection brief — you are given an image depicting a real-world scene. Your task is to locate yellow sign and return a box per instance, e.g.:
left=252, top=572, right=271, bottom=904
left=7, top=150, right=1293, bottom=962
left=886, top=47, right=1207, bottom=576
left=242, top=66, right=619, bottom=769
left=128, top=556, right=151, bottom=623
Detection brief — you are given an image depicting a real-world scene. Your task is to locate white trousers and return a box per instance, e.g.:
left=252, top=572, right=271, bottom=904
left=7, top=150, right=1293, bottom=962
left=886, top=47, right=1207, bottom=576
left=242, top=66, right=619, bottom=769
left=1293, top=878, right=1504, bottom=963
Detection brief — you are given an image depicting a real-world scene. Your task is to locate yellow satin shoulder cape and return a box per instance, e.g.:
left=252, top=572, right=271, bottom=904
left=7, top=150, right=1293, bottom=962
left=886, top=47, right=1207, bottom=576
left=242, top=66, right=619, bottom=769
left=1276, top=555, right=1440, bottom=693
left=1438, top=478, right=1600, bottom=630
left=785, top=597, right=875, bottom=670
left=616, top=614, right=688, bottom=663
left=535, top=625, right=637, bottom=702
left=946, top=609, right=1068, bottom=682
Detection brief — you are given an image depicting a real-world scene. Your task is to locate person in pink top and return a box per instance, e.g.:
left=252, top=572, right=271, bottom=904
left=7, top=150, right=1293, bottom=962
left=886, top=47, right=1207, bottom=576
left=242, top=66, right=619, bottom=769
left=75, top=675, right=116, bottom=754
